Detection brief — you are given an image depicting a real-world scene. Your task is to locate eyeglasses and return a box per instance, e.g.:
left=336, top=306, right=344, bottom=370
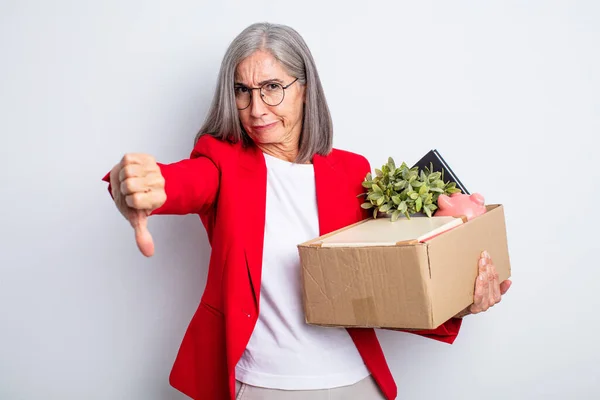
left=234, top=78, right=299, bottom=110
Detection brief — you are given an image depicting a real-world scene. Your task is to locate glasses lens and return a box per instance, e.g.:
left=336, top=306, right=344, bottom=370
left=235, top=86, right=251, bottom=109
left=261, top=83, right=284, bottom=106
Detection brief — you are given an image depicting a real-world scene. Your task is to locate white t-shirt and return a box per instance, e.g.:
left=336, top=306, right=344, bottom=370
left=235, top=152, right=370, bottom=390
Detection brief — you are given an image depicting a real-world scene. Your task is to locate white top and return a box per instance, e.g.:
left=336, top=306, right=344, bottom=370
left=235, top=152, right=370, bottom=390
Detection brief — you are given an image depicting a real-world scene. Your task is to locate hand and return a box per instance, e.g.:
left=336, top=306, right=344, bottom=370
left=454, top=251, right=512, bottom=318
left=109, top=153, right=166, bottom=257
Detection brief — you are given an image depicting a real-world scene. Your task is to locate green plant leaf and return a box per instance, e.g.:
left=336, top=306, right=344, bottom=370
left=415, top=197, right=422, bottom=212
left=409, top=192, right=419, bottom=200
left=391, top=210, right=401, bottom=222
left=418, top=184, right=428, bottom=195
left=399, top=201, right=407, bottom=214
left=424, top=204, right=432, bottom=217
left=376, top=196, right=384, bottom=206
left=375, top=168, right=383, bottom=177
left=387, top=157, right=396, bottom=170
left=428, top=172, right=441, bottom=182
left=372, top=184, right=382, bottom=194
left=379, top=203, right=391, bottom=213
left=361, top=202, right=373, bottom=209
left=361, top=181, right=372, bottom=188
left=394, top=180, right=407, bottom=190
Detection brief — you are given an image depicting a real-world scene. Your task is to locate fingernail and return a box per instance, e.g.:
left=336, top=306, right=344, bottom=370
left=478, top=257, right=486, bottom=267
left=483, top=250, right=490, bottom=258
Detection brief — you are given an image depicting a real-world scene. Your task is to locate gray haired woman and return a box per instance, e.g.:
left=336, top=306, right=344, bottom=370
left=104, top=22, right=511, bottom=400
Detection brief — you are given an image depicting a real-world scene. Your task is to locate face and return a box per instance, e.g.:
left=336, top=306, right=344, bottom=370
left=234, top=50, right=306, bottom=148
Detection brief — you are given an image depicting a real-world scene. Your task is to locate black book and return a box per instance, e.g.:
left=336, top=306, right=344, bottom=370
left=412, top=149, right=470, bottom=195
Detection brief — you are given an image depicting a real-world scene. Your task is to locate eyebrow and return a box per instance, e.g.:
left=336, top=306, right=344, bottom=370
left=234, top=78, right=284, bottom=87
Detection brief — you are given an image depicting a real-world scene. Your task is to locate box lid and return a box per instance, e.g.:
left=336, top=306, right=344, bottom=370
left=313, top=215, right=464, bottom=247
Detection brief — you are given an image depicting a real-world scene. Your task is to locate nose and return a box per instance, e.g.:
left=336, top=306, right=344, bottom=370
left=249, top=89, right=268, bottom=118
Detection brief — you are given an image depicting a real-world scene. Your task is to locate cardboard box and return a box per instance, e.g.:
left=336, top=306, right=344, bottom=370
left=297, top=205, right=511, bottom=330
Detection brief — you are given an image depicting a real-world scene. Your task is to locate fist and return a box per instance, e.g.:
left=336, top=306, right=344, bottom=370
left=109, top=153, right=166, bottom=257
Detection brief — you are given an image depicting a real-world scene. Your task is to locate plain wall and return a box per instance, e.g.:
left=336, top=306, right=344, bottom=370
left=1, top=1, right=598, bottom=399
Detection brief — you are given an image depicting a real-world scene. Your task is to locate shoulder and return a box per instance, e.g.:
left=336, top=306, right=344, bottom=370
left=190, top=134, right=243, bottom=161
left=328, top=148, right=371, bottom=175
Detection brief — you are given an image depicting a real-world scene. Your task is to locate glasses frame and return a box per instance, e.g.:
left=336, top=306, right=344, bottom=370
left=235, top=77, right=299, bottom=110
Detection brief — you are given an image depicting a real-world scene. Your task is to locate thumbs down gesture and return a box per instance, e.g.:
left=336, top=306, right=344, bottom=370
left=109, top=154, right=166, bottom=257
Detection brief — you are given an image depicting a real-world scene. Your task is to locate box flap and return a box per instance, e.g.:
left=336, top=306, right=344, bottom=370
left=311, top=216, right=463, bottom=247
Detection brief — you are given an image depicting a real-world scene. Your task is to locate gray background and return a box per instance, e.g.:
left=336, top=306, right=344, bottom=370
left=1, top=1, right=598, bottom=399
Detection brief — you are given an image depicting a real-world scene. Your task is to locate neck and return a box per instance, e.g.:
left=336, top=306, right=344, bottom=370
left=258, top=142, right=299, bottom=163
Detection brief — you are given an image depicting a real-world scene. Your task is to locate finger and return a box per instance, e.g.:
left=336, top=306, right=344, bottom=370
left=109, top=164, right=121, bottom=199
left=483, top=250, right=491, bottom=262
left=120, top=173, right=164, bottom=195
left=125, top=190, right=165, bottom=210
left=130, top=210, right=155, bottom=257
left=471, top=270, right=487, bottom=313
left=479, top=252, right=488, bottom=274
left=500, top=279, right=512, bottom=295
left=489, top=263, right=502, bottom=304
left=120, top=177, right=151, bottom=196
left=121, top=153, right=150, bottom=166
left=119, top=163, right=148, bottom=182
left=487, top=267, right=496, bottom=307
left=471, top=257, right=487, bottom=313
left=480, top=271, right=491, bottom=311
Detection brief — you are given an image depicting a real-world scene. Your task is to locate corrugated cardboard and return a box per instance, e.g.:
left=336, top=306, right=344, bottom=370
left=297, top=204, right=511, bottom=330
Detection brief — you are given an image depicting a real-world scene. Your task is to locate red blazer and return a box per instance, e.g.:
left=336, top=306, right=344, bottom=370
left=104, top=135, right=462, bottom=400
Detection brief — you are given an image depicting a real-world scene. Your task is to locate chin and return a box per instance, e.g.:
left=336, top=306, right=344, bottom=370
left=248, top=129, right=282, bottom=144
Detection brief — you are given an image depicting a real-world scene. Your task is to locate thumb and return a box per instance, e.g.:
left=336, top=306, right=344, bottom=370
left=500, top=279, right=512, bottom=295
left=130, top=210, right=155, bottom=257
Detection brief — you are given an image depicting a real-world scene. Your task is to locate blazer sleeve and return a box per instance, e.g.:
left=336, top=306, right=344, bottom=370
left=101, top=155, right=219, bottom=216
left=395, top=318, right=463, bottom=344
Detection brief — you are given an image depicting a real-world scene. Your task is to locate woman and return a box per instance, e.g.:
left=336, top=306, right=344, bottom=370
left=103, top=22, right=511, bottom=400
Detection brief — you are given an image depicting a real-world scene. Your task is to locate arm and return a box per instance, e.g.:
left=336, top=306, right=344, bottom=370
left=102, top=156, right=219, bottom=216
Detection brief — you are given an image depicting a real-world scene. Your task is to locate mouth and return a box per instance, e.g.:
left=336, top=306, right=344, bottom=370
left=252, top=121, right=278, bottom=131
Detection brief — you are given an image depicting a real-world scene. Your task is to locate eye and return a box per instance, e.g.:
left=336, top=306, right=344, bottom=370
left=234, top=86, right=249, bottom=94
left=264, top=83, right=281, bottom=92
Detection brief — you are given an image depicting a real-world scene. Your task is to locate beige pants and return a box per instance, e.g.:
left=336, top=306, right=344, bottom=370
left=235, top=375, right=385, bottom=399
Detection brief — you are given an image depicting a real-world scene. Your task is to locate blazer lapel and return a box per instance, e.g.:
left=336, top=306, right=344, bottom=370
left=313, top=153, right=341, bottom=236
left=237, top=143, right=267, bottom=310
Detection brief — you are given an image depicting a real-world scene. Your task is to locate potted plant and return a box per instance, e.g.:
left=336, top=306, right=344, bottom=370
left=359, top=157, right=461, bottom=221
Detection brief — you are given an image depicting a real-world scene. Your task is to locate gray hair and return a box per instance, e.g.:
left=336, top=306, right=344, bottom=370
left=195, top=22, right=333, bottom=163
